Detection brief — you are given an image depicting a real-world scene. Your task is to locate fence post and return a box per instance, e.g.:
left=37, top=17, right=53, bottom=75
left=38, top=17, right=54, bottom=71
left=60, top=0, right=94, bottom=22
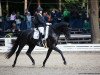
left=5, top=38, right=12, bottom=51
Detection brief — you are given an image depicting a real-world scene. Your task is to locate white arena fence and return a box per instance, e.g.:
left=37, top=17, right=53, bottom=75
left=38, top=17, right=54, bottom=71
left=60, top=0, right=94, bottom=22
left=0, top=37, right=100, bottom=52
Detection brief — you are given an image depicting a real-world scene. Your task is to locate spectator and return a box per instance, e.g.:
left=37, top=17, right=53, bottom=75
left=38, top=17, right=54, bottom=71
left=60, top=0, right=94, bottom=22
left=69, top=8, right=81, bottom=28
left=81, top=7, right=87, bottom=21
left=24, top=9, right=29, bottom=15
left=43, top=12, right=51, bottom=23
left=56, top=9, right=62, bottom=23
left=62, top=8, right=70, bottom=22
left=51, top=9, right=58, bottom=24
left=26, top=12, right=32, bottom=29
left=83, top=20, right=91, bottom=34
left=4, top=14, right=10, bottom=30
left=10, top=12, right=16, bottom=29
left=11, top=23, right=18, bottom=32
left=15, top=12, right=21, bottom=31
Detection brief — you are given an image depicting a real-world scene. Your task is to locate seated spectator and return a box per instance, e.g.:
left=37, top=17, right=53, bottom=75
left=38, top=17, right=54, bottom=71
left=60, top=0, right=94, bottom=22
left=15, top=12, right=21, bottom=31
left=25, top=12, right=32, bottom=29
left=4, top=14, right=11, bottom=30
left=24, top=9, right=29, bottom=15
left=83, top=20, right=91, bottom=34
left=5, top=23, right=19, bottom=37
left=62, top=8, right=70, bottom=22
left=10, top=12, right=16, bottom=22
left=10, top=12, right=16, bottom=29
left=11, top=23, right=19, bottom=32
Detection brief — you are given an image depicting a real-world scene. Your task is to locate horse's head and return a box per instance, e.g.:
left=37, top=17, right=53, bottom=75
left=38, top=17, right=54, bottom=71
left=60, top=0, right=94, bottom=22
left=52, top=22, right=70, bottom=40
left=60, top=22, right=70, bottom=40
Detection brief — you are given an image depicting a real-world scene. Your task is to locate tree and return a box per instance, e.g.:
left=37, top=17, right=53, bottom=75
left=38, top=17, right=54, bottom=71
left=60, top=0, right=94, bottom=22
left=89, top=0, right=100, bottom=43
left=63, top=0, right=100, bottom=43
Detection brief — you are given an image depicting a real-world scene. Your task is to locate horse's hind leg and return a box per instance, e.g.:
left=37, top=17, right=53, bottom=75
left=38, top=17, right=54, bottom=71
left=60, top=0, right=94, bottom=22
left=42, top=48, right=52, bottom=67
left=26, top=45, right=35, bottom=65
left=53, top=46, right=66, bottom=65
left=12, top=45, right=24, bottom=67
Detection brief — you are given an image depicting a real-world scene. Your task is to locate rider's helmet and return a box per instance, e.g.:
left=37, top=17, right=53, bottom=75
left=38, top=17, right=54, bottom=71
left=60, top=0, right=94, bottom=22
left=37, top=5, right=43, bottom=12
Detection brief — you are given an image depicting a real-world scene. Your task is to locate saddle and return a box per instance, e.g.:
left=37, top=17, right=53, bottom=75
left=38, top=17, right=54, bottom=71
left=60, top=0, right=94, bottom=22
left=33, top=23, right=51, bottom=47
left=33, top=28, right=47, bottom=48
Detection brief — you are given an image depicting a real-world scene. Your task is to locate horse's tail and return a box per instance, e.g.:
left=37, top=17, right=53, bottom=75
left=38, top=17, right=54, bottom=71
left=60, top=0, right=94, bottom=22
left=6, top=37, right=19, bottom=59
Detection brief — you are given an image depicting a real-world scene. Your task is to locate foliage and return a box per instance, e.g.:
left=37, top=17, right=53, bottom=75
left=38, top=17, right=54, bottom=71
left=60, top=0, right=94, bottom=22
left=62, top=0, right=87, bottom=10
left=64, top=0, right=79, bottom=4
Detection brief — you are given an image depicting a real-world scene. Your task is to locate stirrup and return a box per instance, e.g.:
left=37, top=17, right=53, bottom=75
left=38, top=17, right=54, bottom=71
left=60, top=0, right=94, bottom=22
left=37, top=41, right=42, bottom=47
left=42, top=40, right=47, bottom=48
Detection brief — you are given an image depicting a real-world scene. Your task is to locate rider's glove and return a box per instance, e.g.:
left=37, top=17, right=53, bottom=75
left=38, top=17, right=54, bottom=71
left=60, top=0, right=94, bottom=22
left=46, top=23, right=52, bottom=26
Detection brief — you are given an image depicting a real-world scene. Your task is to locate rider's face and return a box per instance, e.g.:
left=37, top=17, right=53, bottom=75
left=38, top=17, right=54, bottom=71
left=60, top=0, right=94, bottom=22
left=39, top=11, right=42, bottom=14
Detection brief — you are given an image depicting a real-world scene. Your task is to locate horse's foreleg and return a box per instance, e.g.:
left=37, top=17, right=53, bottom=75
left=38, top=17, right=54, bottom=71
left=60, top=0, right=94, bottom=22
left=26, top=45, right=35, bottom=65
left=53, top=46, right=67, bottom=65
left=12, top=45, right=24, bottom=67
left=42, top=48, right=52, bottom=67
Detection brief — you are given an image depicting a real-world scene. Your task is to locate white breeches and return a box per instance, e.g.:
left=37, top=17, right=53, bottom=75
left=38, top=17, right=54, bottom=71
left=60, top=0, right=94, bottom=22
left=38, top=27, right=44, bottom=35
left=33, top=28, right=39, bottom=39
left=38, top=26, right=49, bottom=40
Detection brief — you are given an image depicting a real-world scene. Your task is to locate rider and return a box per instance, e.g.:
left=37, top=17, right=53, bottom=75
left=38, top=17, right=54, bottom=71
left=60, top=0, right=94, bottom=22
left=34, top=5, right=48, bottom=46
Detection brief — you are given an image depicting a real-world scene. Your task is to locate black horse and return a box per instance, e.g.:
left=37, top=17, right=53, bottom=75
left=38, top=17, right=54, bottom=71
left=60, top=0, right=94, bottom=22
left=6, top=22, right=70, bottom=67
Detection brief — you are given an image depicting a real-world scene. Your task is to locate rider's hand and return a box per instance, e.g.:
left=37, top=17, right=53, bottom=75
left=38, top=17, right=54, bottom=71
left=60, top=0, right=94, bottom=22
left=46, top=23, right=52, bottom=26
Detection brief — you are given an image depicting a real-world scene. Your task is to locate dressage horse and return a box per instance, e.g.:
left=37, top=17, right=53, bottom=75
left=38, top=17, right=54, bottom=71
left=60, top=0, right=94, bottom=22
left=6, top=22, right=70, bottom=67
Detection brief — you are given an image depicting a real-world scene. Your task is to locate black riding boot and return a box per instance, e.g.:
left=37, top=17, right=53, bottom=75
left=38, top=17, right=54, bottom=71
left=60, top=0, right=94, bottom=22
left=37, top=33, right=43, bottom=46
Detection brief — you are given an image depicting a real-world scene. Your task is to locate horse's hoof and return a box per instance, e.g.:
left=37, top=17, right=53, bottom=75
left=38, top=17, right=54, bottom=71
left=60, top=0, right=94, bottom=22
left=64, top=61, right=67, bottom=65
left=12, top=65, right=15, bottom=68
left=42, top=65, right=45, bottom=68
left=32, top=63, right=35, bottom=65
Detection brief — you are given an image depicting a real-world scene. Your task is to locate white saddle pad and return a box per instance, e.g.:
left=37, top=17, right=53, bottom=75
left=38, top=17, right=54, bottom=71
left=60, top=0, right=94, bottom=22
left=33, top=29, right=39, bottom=39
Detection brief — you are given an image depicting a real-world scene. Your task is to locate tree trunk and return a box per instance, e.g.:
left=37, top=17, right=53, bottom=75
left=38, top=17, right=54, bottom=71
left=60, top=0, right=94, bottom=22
left=59, top=0, right=62, bottom=11
left=6, top=0, right=9, bottom=15
left=89, top=0, right=100, bottom=43
left=24, top=0, right=27, bottom=13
